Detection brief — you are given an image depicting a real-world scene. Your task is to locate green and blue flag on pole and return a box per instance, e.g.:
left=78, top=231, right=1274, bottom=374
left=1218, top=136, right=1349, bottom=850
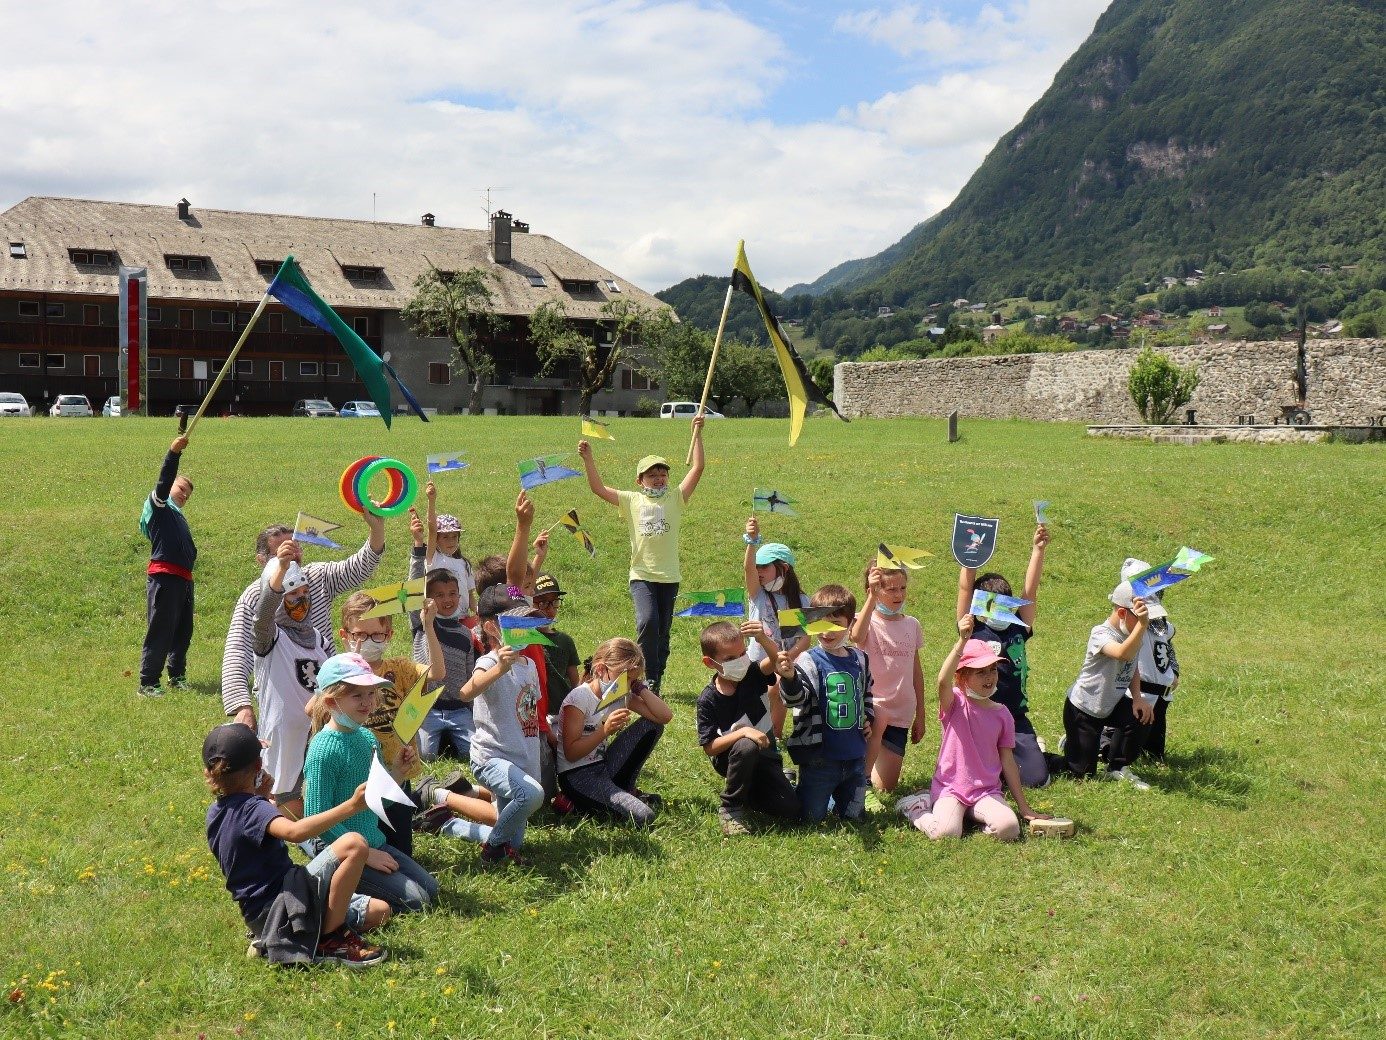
left=267, top=256, right=427, bottom=427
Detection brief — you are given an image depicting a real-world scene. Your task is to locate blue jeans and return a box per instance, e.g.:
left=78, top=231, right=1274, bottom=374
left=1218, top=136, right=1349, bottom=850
left=474, top=757, right=544, bottom=848
left=309, top=840, right=437, bottom=914
left=796, top=755, right=867, bottom=823
left=630, top=580, right=679, bottom=690
left=419, top=706, right=474, bottom=762
left=304, top=844, right=371, bottom=932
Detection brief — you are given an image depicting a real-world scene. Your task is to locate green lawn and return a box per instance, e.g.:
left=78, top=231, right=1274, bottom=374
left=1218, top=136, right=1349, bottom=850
left=3, top=415, right=1383, bottom=1039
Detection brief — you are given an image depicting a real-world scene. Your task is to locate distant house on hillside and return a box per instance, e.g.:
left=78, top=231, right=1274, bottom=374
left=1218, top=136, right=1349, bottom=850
left=952, top=298, right=969, bottom=308
left=1206, top=323, right=1230, bottom=335
left=1058, top=316, right=1079, bottom=332
left=982, top=323, right=1006, bottom=343
left=1207, top=305, right=1223, bottom=317
left=876, top=306, right=894, bottom=318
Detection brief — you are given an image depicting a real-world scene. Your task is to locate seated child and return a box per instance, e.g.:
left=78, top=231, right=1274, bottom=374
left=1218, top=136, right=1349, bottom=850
left=852, top=563, right=926, bottom=792
left=1057, top=581, right=1157, bottom=787
left=779, top=585, right=873, bottom=823
left=253, top=542, right=333, bottom=819
left=695, top=620, right=801, bottom=835
left=557, top=637, right=673, bottom=827
left=302, top=654, right=440, bottom=914
left=956, top=523, right=1051, bottom=786
left=908, top=616, right=1048, bottom=841
left=459, top=585, right=547, bottom=867
left=204, top=721, right=391, bottom=967
left=1118, top=558, right=1180, bottom=763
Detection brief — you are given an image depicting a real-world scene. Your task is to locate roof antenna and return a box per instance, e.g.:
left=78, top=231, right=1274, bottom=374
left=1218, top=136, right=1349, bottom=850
left=479, top=187, right=511, bottom=226
left=372, top=193, right=377, bottom=222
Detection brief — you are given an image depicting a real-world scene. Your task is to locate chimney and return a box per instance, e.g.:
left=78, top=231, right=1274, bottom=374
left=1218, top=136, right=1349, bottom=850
left=491, top=209, right=513, bottom=265
left=512, top=220, right=529, bottom=234
left=421, top=213, right=435, bottom=227
left=176, top=198, right=191, bottom=221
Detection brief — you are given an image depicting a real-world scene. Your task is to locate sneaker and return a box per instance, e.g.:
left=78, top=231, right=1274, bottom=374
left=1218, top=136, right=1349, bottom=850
left=718, top=807, right=751, bottom=837
left=440, top=770, right=474, bottom=796
left=168, top=676, right=193, bottom=692
left=502, top=843, right=530, bottom=867
left=138, top=684, right=164, bottom=699
left=245, top=939, right=265, bottom=959
left=479, top=842, right=508, bottom=867
left=1035, top=734, right=1048, bottom=754
left=630, top=789, right=663, bottom=811
left=551, top=793, right=575, bottom=815
left=1056, top=735, right=1066, bottom=756
left=315, top=927, right=387, bottom=968
left=413, top=804, right=453, bottom=835
left=896, top=790, right=933, bottom=821
left=1109, top=766, right=1151, bottom=792
left=782, top=767, right=798, bottom=786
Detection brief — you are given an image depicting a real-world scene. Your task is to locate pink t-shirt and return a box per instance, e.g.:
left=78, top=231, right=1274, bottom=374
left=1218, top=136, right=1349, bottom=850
left=859, top=612, right=923, bottom=727
left=930, top=688, right=1016, bottom=807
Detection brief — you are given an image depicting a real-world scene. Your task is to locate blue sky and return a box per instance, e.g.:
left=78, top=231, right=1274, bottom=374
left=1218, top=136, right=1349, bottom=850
left=0, top=1, right=1110, bottom=290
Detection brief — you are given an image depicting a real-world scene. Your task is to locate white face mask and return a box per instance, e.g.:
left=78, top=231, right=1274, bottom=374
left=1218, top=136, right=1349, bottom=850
left=979, top=616, right=1008, bottom=632
left=351, top=635, right=390, bottom=662
left=818, top=632, right=847, bottom=651
left=438, top=604, right=464, bottom=621
left=764, top=575, right=785, bottom=593
left=719, top=654, right=752, bottom=683
left=599, top=674, right=621, bottom=698
left=640, top=485, right=668, bottom=499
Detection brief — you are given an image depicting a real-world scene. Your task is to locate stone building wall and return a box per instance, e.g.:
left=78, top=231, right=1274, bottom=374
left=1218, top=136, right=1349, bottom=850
left=834, top=339, right=1386, bottom=425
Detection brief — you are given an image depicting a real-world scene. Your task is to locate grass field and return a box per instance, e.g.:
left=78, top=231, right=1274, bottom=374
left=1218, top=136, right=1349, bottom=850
left=2, top=415, right=1383, bottom=1039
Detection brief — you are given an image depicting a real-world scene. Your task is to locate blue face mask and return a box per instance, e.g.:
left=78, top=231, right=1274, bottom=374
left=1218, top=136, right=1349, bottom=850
left=330, top=710, right=362, bottom=731
left=876, top=602, right=903, bottom=617
left=599, top=676, right=621, bottom=699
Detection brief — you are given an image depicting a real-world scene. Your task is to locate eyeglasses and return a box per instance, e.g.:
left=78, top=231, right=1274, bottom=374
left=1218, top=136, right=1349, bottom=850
left=533, top=597, right=560, bottom=607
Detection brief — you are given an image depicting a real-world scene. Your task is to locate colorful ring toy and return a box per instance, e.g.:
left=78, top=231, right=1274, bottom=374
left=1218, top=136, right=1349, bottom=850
left=339, top=456, right=416, bottom=517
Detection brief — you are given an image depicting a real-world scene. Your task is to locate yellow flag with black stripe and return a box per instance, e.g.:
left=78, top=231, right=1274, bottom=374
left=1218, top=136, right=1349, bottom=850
left=732, top=240, right=847, bottom=446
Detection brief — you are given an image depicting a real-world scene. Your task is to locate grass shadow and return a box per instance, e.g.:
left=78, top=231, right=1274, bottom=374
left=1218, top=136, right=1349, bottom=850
left=1136, top=744, right=1258, bottom=809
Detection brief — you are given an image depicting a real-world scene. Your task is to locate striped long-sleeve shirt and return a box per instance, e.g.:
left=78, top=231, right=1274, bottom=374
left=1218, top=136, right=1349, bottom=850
left=220, top=540, right=384, bottom=716
left=408, top=546, right=476, bottom=710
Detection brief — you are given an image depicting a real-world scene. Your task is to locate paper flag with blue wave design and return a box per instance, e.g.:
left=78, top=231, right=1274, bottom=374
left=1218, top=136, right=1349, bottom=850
left=427, top=452, right=469, bottom=474
left=676, top=588, right=746, bottom=617
left=518, top=454, right=582, bottom=491
left=971, top=589, right=1031, bottom=627
left=293, top=512, right=342, bottom=550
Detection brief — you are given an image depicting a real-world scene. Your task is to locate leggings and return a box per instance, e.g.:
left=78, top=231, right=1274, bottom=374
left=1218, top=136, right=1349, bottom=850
left=558, top=718, right=663, bottom=826
left=915, top=794, right=1020, bottom=842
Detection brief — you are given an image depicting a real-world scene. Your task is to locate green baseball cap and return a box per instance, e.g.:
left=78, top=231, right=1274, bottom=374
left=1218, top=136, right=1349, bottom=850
left=635, top=455, right=670, bottom=479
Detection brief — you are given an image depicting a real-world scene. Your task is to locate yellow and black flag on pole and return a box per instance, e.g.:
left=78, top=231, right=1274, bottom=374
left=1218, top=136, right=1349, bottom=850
left=732, top=240, right=846, bottom=446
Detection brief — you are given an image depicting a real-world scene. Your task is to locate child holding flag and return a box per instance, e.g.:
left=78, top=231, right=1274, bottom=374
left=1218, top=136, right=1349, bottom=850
left=852, top=563, right=926, bottom=793
left=423, top=481, right=478, bottom=621
left=956, top=523, right=1052, bottom=787
left=557, top=638, right=672, bottom=826
left=578, top=414, right=706, bottom=692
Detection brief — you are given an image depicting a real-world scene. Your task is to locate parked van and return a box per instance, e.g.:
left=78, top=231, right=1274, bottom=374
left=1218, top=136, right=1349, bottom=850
left=659, top=401, right=724, bottom=419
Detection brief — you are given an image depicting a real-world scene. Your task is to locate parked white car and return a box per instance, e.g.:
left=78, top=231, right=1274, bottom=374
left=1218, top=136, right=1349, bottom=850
left=49, top=394, right=94, bottom=417
left=659, top=401, right=724, bottom=419
left=0, top=392, right=33, bottom=417
left=102, top=395, right=122, bottom=417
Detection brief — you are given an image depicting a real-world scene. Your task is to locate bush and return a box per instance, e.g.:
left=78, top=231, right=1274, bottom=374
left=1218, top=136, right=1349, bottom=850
left=633, top=396, right=659, bottom=418
left=1128, top=346, right=1200, bottom=424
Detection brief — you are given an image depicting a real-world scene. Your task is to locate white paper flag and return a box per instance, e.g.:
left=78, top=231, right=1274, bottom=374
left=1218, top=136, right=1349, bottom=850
left=365, top=752, right=415, bottom=828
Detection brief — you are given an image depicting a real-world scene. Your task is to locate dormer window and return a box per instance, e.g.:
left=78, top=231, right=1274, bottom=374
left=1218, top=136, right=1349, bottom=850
left=9, top=242, right=26, bottom=259
left=166, top=254, right=209, bottom=274
left=561, top=278, right=598, bottom=294
left=255, top=259, right=281, bottom=278
left=342, top=265, right=383, bottom=283
left=69, top=249, right=114, bottom=267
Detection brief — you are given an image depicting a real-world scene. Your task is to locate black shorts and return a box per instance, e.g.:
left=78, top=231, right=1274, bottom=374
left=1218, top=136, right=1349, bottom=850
left=880, top=724, right=909, bottom=757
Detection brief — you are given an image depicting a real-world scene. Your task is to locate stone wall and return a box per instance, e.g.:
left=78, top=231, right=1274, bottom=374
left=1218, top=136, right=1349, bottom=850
left=834, top=339, right=1386, bottom=425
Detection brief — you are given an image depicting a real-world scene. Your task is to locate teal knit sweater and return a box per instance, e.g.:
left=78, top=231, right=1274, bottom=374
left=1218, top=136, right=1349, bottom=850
left=303, top=726, right=386, bottom=849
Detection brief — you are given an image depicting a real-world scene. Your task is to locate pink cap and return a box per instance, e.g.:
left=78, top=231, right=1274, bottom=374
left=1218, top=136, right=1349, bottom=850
left=958, top=638, right=1004, bottom=670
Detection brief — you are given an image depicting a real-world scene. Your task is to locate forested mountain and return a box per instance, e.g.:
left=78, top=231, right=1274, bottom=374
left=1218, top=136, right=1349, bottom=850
left=786, top=0, right=1384, bottom=306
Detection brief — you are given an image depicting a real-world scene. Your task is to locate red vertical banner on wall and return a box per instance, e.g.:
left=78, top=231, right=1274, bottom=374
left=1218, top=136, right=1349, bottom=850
left=118, top=267, right=147, bottom=415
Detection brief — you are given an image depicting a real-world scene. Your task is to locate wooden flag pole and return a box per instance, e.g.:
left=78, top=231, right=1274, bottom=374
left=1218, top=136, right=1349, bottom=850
left=686, top=282, right=734, bottom=464
left=186, top=292, right=272, bottom=437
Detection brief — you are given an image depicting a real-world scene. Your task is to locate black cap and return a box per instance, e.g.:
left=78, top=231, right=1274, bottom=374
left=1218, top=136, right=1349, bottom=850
left=202, top=723, right=261, bottom=772
left=533, top=573, right=566, bottom=598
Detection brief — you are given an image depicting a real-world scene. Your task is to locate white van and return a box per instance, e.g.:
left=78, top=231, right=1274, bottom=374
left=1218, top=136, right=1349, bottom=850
left=659, top=401, right=724, bottom=419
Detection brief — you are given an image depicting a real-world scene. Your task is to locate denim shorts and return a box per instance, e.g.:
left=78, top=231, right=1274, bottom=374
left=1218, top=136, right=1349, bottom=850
left=305, top=844, right=371, bottom=931
left=880, top=725, right=909, bottom=757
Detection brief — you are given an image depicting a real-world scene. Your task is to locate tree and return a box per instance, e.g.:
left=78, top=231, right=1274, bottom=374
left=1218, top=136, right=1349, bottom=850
left=808, top=355, right=835, bottom=401
left=1128, top=346, right=1200, bottom=424
left=530, top=299, right=657, bottom=415
left=719, top=341, right=781, bottom=413
left=399, top=268, right=497, bottom=414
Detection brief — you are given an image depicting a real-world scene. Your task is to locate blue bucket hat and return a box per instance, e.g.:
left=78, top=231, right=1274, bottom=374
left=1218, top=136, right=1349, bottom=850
left=755, top=543, right=796, bottom=567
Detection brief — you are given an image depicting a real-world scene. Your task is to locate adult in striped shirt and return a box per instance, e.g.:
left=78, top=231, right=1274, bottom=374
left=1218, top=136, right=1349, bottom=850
left=221, top=514, right=386, bottom=728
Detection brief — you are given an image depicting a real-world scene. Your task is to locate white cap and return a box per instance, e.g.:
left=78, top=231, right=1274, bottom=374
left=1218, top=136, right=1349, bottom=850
left=1110, top=580, right=1168, bottom=619
left=1120, top=557, right=1152, bottom=581
left=262, top=558, right=308, bottom=595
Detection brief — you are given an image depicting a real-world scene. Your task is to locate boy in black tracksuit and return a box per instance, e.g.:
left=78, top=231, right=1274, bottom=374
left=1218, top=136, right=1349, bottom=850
left=140, top=435, right=197, bottom=697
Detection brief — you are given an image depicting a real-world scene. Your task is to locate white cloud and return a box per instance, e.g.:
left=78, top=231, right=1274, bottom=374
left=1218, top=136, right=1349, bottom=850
left=0, top=1, right=1108, bottom=292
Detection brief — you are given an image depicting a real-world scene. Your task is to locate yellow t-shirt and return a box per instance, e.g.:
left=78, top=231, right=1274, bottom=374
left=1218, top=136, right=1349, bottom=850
left=617, top=489, right=683, bottom=583
left=364, top=656, right=425, bottom=782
